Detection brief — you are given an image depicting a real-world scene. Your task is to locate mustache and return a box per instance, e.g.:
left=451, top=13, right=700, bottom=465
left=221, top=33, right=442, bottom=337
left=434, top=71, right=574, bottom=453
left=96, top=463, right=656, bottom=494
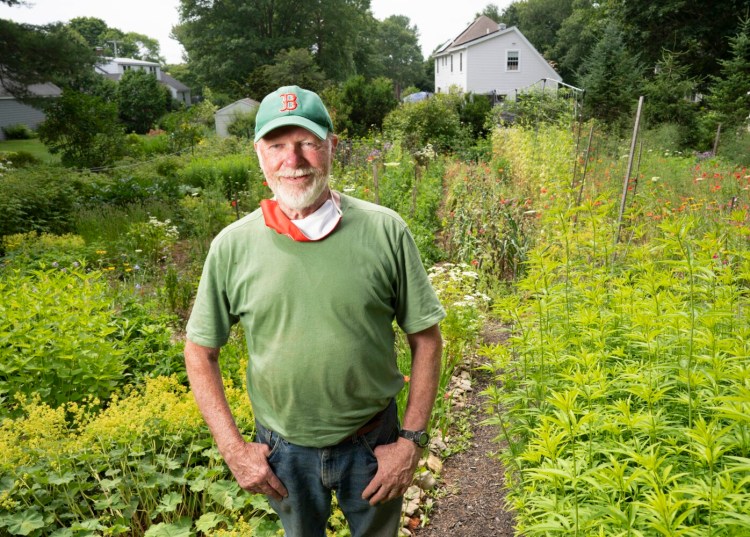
left=274, top=167, right=320, bottom=179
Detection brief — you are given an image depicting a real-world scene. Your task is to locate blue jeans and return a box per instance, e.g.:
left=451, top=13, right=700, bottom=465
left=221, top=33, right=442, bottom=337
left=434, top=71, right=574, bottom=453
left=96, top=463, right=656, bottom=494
left=254, top=400, right=402, bottom=537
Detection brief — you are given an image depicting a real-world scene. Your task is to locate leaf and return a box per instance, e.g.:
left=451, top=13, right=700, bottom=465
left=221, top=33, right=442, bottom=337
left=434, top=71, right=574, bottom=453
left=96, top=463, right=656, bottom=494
left=195, top=513, right=227, bottom=533
left=3, top=511, right=45, bottom=536
left=153, top=491, right=183, bottom=516
left=144, top=519, right=193, bottom=537
left=247, top=493, right=273, bottom=514
left=208, top=480, right=243, bottom=510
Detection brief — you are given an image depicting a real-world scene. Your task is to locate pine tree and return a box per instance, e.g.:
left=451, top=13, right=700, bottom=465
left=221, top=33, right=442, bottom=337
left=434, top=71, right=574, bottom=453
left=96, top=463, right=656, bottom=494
left=707, top=18, right=750, bottom=127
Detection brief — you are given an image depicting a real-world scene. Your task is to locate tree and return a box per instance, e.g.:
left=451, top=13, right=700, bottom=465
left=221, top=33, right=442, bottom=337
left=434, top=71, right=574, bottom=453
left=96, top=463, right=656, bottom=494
left=608, top=0, right=750, bottom=84
left=174, top=0, right=375, bottom=97
left=246, top=48, right=327, bottom=99
left=643, top=51, right=699, bottom=126
left=117, top=70, right=168, bottom=133
left=341, top=75, right=398, bottom=137
left=501, top=0, right=574, bottom=60
left=0, top=19, right=96, bottom=99
left=38, top=90, right=125, bottom=168
left=550, top=0, right=606, bottom=85
left=578, top=22, right=643, bottom=125
left=373, top=16, right=424, bottom=99
left=475, top=3, right=503, bottom=22
left=707, top=18, right=750, bottom=127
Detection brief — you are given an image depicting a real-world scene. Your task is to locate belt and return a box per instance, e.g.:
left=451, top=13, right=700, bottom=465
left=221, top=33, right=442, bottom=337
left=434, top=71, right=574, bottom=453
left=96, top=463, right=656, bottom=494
left=337, top=405, right=388, bottom=445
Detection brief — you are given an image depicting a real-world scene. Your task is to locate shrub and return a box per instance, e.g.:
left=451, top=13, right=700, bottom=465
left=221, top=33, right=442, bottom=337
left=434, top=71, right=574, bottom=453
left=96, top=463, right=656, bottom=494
left=383, top=94, right=468, bottom=153
left=1, top=123, right=34, bottom=140
left=227, top=110, right=257, bottom=139
left=37, top=90, right=125, bottom=169
left=0, top=150, right=40, bottom=168
left=1, top=231, right=90, bottom=270
left=0, top=268, right=127, bottom=409
left=0, top=166, right=77, bottom=238
left=117, top=70, right=169, bottom=134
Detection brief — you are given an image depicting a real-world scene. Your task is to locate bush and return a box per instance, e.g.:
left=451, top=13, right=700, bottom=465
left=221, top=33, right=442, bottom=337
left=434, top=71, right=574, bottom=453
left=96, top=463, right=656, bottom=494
left=37, top=90, right=125, bottom=169
left=0, top=150, right=40, bottom=168
left=0, top=166, right=77, bottom=238
left=1, top=231, right=90, bottom=270
left=1, top=123, right=35, bottom=140
left=383, top=93, right=468, bottom=153
left=227, top=110, right=256, bottom=139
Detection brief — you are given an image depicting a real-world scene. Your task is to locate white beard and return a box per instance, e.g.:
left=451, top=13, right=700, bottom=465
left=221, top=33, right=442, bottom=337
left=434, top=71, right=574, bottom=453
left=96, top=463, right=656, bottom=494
left=268, top=166, right=329, bottom=212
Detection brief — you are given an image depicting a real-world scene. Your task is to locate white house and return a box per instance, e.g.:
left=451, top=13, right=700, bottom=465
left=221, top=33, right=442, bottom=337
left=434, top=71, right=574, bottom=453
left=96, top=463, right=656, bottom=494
left=214, top=98, right=260, bottom=138
left=95, top=58, right=191, bottom=106
left=434, top=16, right=562, bottom=101
left=0, top=81, right=61, bottom=140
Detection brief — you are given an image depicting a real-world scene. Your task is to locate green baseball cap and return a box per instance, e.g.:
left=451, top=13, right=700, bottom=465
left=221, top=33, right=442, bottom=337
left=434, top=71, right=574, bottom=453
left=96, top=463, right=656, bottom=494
left=254, top=85, right=334, bottom=142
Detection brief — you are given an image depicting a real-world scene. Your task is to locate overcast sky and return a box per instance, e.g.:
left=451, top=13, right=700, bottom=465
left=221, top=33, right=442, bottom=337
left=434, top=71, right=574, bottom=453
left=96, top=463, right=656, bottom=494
left=0, top=0, right=510, bottom=64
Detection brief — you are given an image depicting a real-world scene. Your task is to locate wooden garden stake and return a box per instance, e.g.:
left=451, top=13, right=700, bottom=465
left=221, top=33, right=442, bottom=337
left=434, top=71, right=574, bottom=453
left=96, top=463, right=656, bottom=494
left=712, top=123, right=722, bottom=156
left=615, top=96, right=644, bottom=247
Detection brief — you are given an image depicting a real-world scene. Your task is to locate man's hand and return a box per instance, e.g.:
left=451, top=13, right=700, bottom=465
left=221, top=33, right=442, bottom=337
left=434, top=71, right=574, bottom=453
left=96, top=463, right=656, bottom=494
left=361, top=438, right=421, bottom=505
left=224, top=441, right=288, bottom=501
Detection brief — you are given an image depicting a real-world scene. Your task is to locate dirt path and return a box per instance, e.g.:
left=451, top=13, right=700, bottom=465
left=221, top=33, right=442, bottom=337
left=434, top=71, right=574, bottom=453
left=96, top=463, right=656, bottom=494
left=414, top=322, right=516, bottom=536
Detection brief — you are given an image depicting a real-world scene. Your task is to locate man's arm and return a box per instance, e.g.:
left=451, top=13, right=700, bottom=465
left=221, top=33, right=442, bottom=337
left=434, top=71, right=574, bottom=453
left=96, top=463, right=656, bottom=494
left=362, top=323, right=443, bottom=505
left=184, top=339, right=287, bottom=500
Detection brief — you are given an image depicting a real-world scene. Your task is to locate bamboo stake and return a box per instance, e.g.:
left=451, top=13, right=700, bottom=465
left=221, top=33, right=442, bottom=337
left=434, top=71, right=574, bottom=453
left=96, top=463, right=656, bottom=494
left=615, top=96, right=644, bottom=247
left=573, top=122, right=595, bottom=225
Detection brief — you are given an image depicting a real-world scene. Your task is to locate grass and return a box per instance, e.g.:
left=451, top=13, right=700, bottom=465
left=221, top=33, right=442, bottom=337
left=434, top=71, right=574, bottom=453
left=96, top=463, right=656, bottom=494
left=0, top=138, right=59, bottom=163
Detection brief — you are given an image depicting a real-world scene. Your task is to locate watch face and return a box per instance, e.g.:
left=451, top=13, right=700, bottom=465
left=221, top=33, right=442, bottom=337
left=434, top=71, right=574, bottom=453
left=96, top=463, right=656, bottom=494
left=417, top=431, right=430, bottom=447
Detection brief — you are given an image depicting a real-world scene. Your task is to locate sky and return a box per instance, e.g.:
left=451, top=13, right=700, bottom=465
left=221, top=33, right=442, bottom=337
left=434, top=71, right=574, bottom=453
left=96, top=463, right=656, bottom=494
left=0, top=0, right=511, bottom=64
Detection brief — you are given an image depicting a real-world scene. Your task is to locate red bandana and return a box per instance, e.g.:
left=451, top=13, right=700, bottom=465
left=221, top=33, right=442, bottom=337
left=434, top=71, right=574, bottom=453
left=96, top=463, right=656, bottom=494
left=260, top=199, right=340, bottom=242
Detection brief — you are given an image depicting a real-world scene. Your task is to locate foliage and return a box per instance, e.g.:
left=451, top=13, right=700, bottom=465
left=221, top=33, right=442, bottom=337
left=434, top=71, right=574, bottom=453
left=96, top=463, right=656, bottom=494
left=0, top=150, right=40, bottom=168
left=333, top=75, right=399, bottom=137
left=0, top=19, right=95, bottom=99
left=37, top=90, right=125, bottom=169
left=706, top=17, right=750, bottom=128
left=125, top=216, right=180, bottom=266
left=1, top=123, right=34, bottom=140
left=246, top=48, right=327, bottom=98
left=226, top=111, right=256, bottom=140
left=371, top=15, right=425, bottom=98
left=117, top=70, right=170, bottom=134
left=0, top=268, right=127, bottom=409
left=578, top=21, right=643, bottom=126
left=67, top=16, right=163, bottom=62
left=458, top=93, right=493, bottom=139
left=174, top=0, right=375, bottom=96
left=383, top=94, right=468, bottom=153
left=0, top=375, right=274, bottom=536
left=0, top=165, right=77, bottom=238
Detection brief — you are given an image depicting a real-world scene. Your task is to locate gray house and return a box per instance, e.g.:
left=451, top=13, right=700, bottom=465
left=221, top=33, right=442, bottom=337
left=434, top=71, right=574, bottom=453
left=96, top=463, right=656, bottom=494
left=95, top=58, right=192, bottom=107
left=0, top=81, right=61, bottom=140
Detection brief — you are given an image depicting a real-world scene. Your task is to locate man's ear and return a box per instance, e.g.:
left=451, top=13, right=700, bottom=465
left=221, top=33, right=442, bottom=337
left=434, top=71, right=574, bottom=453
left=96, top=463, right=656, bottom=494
left=330, top=134, right=339, bottom=152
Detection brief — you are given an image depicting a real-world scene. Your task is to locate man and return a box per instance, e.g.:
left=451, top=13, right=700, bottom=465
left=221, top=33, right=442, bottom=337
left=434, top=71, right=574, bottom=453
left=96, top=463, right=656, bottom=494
left=184, top=85, right=445, bottom=537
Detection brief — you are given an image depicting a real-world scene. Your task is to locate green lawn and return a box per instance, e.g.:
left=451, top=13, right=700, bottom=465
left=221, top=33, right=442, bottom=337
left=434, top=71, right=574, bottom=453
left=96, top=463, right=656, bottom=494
left=0, top=138, right=59, bottom=163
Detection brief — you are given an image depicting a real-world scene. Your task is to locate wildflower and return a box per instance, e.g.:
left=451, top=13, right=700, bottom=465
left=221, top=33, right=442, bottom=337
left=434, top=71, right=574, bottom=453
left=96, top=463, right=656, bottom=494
left=403, top=375, right=410, bottom=383
left=134, top=265, right=141, bottom=271
left=96, top=250, right=107, bottom=255
left=72, top=261, right=80, bottom=268
left=51, top=261, right=59, bottom=268
left=471, top=259, right=479, bottom=266
left=651, top=177, right=660, bottom=182
left=231, top=200, right=237, bottom=207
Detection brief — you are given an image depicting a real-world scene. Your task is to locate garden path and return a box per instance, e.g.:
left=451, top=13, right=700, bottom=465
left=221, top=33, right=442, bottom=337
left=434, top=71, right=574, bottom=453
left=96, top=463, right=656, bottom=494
left=414, top=321, right=516, bottom=536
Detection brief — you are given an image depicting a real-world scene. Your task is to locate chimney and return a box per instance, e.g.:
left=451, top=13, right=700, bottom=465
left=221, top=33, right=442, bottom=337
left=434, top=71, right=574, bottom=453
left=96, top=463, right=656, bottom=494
left=499, top=23, right=507, bottom=30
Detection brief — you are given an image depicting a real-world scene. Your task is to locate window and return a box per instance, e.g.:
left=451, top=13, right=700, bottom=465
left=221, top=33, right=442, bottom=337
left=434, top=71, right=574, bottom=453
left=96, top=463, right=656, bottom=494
left=450, top=54, right=453, bottom=72
left=460, top=53, right=463, bottom=71
left=507, top=50, right=519, bottom=71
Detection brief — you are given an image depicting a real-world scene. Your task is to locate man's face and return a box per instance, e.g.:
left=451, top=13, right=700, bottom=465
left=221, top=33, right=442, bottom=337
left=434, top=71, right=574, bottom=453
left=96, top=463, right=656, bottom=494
left=255, top=126, right=337, bottom=213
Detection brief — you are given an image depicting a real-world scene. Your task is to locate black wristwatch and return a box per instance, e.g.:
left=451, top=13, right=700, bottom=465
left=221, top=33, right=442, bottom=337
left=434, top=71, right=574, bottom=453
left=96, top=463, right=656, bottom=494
left=399, top=429, right=430, bottom=448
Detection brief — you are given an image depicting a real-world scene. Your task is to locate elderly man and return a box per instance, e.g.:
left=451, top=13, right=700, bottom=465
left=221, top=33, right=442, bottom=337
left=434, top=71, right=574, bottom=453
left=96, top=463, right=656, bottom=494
left=184, top=85, right=445, bottom=537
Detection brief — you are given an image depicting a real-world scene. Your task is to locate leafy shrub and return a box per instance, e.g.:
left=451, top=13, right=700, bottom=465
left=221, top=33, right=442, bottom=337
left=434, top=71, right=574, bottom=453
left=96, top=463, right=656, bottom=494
left=1, top=231, right=90, bottom=270
left=383, top=94, right=469, bottom=153
left=180, top=183, right=236, bottom=250
left=0, top=375, right=275, bottom=536
left=0, top=166, right=77, bottom=239
left=227, top=110, right=257, bottom=139
left=117, top=70, right=169, bottom=134
left=0, top=150, right=40, bottom=168
left=1, top=123, right=34, bottom=140
left=37, top=90, right=126, bottom=169
left=125, top=216, right=180, bottom=265
left=0, top=268, right=127, bottom=409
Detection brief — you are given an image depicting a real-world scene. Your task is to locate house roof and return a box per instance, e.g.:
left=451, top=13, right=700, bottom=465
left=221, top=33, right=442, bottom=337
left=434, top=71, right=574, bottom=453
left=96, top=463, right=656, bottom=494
left=216, top=98, right=260, bottom=115
left=449, top=16, right=500, bottom=49
left=0, top=81, right=62, bottom=99
left=161, top=72, right=189, bottom=92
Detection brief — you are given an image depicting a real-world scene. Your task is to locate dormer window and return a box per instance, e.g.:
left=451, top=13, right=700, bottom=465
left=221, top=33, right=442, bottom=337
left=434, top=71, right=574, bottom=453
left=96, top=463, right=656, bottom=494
left=507, top=50, right=519, bottom=71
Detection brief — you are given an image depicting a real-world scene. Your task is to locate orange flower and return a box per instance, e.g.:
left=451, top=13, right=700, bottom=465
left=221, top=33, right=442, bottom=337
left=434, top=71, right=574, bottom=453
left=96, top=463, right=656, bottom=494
left=403, top=375, right=410, bottom=383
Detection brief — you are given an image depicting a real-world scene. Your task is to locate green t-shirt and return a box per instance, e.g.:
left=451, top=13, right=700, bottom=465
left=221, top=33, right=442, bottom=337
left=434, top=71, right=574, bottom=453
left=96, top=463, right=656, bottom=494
left=186, top=194, right=445, bottom=447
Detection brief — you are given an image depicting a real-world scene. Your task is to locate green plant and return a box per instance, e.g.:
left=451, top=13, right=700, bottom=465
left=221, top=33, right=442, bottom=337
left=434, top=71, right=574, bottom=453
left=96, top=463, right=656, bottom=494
left=37, top=89, right=126, bottom=169
left=1, top=123, right=35, bottom=140
left=125, top=216, right=180, bottom=266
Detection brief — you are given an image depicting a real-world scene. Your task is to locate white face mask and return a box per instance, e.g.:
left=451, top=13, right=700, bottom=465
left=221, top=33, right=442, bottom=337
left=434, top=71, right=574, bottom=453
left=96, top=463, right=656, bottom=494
left=290, top=197, right=342, bottom=240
